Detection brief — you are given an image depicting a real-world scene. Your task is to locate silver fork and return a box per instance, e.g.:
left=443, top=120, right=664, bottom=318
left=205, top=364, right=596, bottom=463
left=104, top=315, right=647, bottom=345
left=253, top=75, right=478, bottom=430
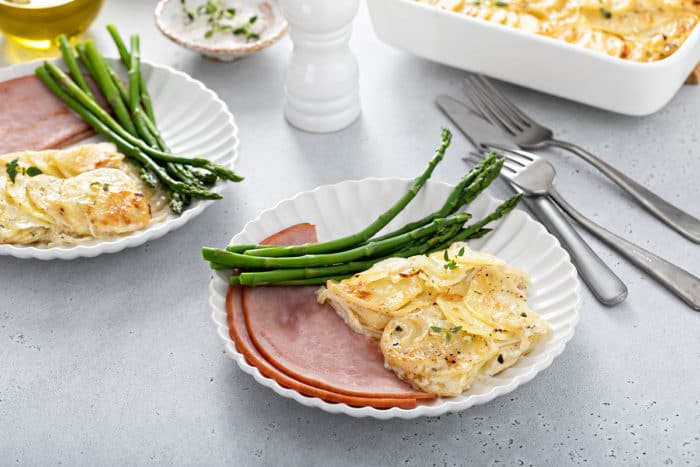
left=468, top=146, right=700, bottom=311
left=463, top=73, right=700, bottom=244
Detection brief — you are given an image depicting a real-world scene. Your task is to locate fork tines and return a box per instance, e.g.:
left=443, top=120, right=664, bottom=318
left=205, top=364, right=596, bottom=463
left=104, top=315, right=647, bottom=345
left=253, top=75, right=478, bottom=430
left=463, top=73, right=543, bottom=138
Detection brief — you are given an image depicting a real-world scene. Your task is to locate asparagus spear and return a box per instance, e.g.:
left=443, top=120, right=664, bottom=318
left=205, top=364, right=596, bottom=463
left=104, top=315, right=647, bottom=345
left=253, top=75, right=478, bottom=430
left=106, top=24, right=155, bottom=122
left=35, top=65, right=221, bottom=200
left=449, top=194, right=522, bottom=244
left=42, top=61, right=242, bottom=184
left=458, top=156, right=505, bottom=206
left=242, top=129, right=452, bottom=258
left=83, top=41, right=137, bottom=136
left=370, top=153, right=501, bottom=242
left=57, top=35, right=94, bottom=99
left=128, top=35, right=141, bottom=117
left=215, top=220, right=473, bottom=272
left=74, top=44, right=95, bottom=77
left=203, top=213, right=471, bottom=270
left=226, top=244, right=276, bottom=254
left=223, top=154, right=501, bottom=257
left=74, top=46, right=158, bottom=189
left=231, top=213, right=492, bottom=286
left=82, top=48, right=193, bottom=194
left=240, top=275, right=354, bottom=286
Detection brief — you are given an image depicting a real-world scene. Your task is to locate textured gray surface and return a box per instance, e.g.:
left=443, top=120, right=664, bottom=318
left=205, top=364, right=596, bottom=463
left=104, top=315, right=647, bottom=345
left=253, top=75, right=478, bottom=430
left=1, top=1, right=699, bottom=466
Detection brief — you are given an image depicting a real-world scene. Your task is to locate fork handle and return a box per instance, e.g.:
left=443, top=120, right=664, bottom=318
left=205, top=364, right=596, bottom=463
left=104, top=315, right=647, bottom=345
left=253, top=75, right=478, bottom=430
left=549, top=189, right=700, bottom=311
left=545, top=138, right=700, bottom=243
left=523, top=196, right=628, bottom=306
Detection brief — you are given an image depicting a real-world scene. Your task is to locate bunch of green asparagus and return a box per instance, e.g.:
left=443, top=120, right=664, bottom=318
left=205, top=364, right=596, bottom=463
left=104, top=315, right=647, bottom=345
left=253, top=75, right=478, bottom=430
left=34, top=25, right=243, bottom=214
left=202, top=128, right=521, bottom=286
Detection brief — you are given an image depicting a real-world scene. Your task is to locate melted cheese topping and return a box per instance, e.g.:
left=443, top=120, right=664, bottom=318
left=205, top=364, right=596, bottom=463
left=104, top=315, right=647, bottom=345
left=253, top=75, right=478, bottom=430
left=317, top=243, right=551, bottom=396
left=418, top=0, right=700, bottom=61
left=0, top=144, right=166, bottom=247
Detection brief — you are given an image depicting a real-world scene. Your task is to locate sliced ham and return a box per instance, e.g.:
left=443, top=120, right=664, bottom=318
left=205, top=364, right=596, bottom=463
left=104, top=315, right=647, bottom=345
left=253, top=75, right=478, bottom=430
left=226, top=286, right=418, bottom=409
left=241, top=223, right=434, bottom=401
left=0, top=75, right=97, bottom=154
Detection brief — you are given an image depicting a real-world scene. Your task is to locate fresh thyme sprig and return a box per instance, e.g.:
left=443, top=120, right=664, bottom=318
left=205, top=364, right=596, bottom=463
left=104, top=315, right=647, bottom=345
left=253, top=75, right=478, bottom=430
left=443, top=246, right=465, bottom=270
left=430, top=326, right=464, bottom=343
left=5, top=159, right=42, bottom=183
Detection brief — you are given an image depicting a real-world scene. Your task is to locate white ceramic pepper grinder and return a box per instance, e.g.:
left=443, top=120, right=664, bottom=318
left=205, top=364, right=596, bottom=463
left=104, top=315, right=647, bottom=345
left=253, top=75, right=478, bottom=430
left=280, top=0, right=361, bottom=133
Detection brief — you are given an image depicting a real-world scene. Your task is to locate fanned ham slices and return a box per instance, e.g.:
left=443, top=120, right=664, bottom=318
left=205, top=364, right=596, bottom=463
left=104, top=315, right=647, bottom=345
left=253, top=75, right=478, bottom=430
left=0, top=75, right=97, bottom=154
left=226, top=223, right=435, bottom=409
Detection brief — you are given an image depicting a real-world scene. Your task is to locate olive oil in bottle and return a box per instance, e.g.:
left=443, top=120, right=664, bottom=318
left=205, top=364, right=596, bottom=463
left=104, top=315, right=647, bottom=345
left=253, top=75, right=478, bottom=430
left=0, top=0, right=104, bottom=49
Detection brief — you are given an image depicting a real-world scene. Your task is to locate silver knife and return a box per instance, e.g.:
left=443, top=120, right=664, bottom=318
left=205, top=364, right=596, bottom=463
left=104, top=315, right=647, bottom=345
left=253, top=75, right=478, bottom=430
left=437, top=95, right=628, bottom=306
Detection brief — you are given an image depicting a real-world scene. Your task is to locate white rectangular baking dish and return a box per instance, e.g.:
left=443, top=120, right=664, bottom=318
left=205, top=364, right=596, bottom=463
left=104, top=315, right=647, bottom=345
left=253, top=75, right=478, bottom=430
left=367, top=0, right=700, bottom=115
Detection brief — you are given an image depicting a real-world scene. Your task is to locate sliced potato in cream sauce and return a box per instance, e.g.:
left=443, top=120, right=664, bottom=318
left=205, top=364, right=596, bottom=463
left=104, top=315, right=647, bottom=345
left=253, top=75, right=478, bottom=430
left=318, top=243, right=551, bottom=396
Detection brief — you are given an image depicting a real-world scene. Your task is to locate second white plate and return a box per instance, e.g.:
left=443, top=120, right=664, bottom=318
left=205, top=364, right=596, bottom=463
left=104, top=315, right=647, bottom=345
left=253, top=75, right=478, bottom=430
left=209, top=178, right=581, bottom=419
left=0, top=57, right=239, bottom=260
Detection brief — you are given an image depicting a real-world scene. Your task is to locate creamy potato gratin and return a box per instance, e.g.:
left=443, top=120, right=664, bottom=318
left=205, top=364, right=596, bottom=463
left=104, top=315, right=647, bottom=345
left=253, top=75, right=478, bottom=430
left=318, top=242, right=550, bottom=396
left=0, top=143, right=165, bottom=247
left=418, top=0, right=700, bottom=61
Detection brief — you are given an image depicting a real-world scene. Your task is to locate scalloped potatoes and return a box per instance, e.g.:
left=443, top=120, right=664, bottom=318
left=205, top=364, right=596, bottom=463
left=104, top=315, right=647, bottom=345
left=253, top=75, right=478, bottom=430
left=419, top=0, right=700, bottom=61
left=0, top=144, right=158, bottom=246
left=318, top=243, right=550, bottom=396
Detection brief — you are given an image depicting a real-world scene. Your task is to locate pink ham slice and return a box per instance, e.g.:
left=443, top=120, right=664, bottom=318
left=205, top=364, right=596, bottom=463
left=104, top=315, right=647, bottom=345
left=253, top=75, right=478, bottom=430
left=242, top=223, right=434, bottom=400
left=0, top=75, right=97, bottom=154
left=226, top=286, right=419, bottom=409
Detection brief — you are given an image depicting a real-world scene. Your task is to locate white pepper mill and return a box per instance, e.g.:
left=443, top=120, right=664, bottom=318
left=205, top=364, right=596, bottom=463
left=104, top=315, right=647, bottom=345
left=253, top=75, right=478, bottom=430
left=280, top=0, right=361, bottom=133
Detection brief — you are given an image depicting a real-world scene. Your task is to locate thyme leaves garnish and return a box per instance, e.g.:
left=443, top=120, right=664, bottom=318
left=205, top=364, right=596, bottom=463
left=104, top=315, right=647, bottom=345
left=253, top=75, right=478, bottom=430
left=5, top=159, right=42, bottom=182
left=430, top=325, right=463, bottom=342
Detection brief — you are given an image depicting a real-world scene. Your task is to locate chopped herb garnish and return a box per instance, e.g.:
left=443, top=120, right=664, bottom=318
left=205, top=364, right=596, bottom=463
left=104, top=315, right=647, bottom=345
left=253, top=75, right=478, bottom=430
left=431, top=325, right=462, bottom=342
left=102, top=183, right=110, bottom=192
left=182, top=0, right=258, bottom=39
left=233, top=24, right=260, bottom=41
left=443, top=249, right=458, bottom=270
left=4, top=160, right=42, bottom=182
left=600, top=7, right=612, bottom=18
left=494, top=1, right=508, bottom=6
left=25, top=166, right=42, bottom=177
left=5, top=159, right=19, bottom=183
left=458, top=246, right=465, bottom=257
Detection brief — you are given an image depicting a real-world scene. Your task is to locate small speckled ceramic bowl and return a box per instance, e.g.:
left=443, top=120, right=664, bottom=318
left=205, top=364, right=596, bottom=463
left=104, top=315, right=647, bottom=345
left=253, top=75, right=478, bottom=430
left=155, top=0, right=287, bottom=62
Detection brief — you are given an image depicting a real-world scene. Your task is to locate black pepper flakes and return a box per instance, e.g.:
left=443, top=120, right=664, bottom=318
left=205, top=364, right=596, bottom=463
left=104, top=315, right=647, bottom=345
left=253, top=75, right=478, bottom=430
left=497, top=354, right=504, bottom=364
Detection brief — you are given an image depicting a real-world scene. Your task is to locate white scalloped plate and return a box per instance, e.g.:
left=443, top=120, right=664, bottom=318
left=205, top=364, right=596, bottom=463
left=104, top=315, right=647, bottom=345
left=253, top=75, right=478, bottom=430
left=0, top=57, right=239, bottom=260
left=209, top=179, right=581, bottom=419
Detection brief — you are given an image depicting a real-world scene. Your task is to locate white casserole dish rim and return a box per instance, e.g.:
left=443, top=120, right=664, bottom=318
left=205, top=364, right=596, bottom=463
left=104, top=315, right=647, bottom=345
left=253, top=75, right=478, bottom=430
left=398, top=0, right=700, bottom=70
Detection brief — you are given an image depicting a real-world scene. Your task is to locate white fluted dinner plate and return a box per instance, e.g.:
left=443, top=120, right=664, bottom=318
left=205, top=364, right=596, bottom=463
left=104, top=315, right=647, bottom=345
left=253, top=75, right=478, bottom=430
left=0, top=57, right=239, bottom=260
left=209, top=179, right=581, bottom=419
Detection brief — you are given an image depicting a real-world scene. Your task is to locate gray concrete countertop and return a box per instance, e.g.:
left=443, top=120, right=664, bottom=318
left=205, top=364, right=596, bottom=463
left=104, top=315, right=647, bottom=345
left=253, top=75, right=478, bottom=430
left=1, top=1, right=698, bottom=465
